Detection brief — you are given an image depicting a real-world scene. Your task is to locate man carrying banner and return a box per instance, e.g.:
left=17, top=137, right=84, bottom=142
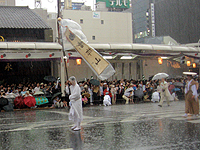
left=183, top=72, right=199, bottom=117
left=69, top=76, right=83, bottom=131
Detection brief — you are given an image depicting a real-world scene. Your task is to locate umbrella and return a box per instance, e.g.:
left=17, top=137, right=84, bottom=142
left=0, top=97, right=8, bottom=108
left=14, top=96, right=25, bottom=109
left=134, top=89, right=144, bottom=99
left=44, top=76, right=57, bottom=82
left=152, top=73, right=169, bottom=80
left=173, top=82, right=184, bottom=87
left=90, top=79, right=100, bottom=86
left=125, top=88, right=133, bottom=93
left=175, top=75, right=183, bottom=79
left=33, top=91, right=44, bottom=96
left=172, top=88, right=181, bottom=92
left=24, top=96, right=36, bottom=107
left=51, top=92, right=62, bottom=101
left=5, top=93, right=16, bottom=99
left=183, top=72, right=197, bottom=76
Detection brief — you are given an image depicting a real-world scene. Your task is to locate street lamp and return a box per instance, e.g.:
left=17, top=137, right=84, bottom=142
left=158, top=57, right=163, bottom=65
left=193, top=63, right=196, bottom=68
left=76, top=59, right=81, bottom=65
left=187, top=61, right=191, bottom=66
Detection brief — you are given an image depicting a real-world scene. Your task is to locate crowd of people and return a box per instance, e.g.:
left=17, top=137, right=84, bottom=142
left=0, top=74, right=198, bottom=132
left=0, top=82, right=61, bottom=98
left=72, top=77, right=199, bottom=107
left=0, top=76, right=198, bottom=109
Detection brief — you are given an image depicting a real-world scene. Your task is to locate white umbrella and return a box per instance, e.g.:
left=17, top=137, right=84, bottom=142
left=152, top=73, right=169, bottom=80
left=183, top=72, right=197, bottom=76
left=33, top=91, right=44, bottom=96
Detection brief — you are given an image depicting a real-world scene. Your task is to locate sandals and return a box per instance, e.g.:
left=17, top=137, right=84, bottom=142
left=71, top=126, right=77, bottom=130
left=73, top=127, right=81, bottom=131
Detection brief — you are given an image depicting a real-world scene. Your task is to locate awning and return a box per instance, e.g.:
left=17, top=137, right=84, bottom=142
left=0, top=42, right=62, bottom=60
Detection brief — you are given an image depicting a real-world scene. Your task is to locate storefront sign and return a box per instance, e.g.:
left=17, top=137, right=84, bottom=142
left=0, top=36, right=4, bottom=42
left=151, top=3, right=155, bottom=37
left=96, top=0, right=130, bottom=8
left=72, top=2, right=84, bottom=10
left=93, top=12, right=100, bottom=19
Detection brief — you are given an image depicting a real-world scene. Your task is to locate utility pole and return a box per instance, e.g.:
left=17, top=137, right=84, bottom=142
left=57, top=0, right=61, bottom=44
left=57, top=0, right=69, bottom=81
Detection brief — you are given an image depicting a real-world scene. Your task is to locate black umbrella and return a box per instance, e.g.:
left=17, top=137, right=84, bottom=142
left=134, top=89, right=144, bottom=99
left=51, top=92, right=62, bottom=101
left=44, top=76, right=57, bottom=82
left=90, top=79, right=100, bottom=86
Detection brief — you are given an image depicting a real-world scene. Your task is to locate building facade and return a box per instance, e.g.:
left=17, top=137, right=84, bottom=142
left=131, top=0, right=200, bottom=44
left=0, top=0, right=15, bottom=6
left=154, top=0, right=200, bottom=44
left=62, top=10, right=132, bottom=44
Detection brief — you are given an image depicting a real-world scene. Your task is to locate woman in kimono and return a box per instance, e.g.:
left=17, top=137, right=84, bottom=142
left=69, top=76, right=83, bottom=131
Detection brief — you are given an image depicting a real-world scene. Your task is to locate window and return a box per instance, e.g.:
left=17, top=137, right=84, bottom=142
left=92, top=36, right=95, bottom=40
left=80, top=19, right=83, bottom=24
left=101, top=20, right=104, bottom=24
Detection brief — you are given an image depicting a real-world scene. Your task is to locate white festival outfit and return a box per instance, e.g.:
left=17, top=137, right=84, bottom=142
left=151, top=91, right=160, bottom=103
left=159, top=81, right=173, bottom=106
left=103, top=94, right=111, bottom=106
left=69, top=76, right=83, bottom=131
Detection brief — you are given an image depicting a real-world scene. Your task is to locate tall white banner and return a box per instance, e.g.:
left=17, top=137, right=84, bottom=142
left=61, top=19, right=115, bottom=80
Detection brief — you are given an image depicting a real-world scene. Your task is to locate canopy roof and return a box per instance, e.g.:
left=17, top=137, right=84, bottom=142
left=88, top=43, right=199, bottom=54
left=0, top=42, right=62, bottom=60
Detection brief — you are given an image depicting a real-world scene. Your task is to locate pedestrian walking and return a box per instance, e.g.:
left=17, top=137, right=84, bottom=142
left=158, top=78, right=173, bottom=107
left=69, top=76, right=83, bottom=131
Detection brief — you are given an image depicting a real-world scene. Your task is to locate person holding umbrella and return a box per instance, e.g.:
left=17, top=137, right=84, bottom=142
left=69, top=76, right=83, bottom=131
left=158, top=78, right=173, bottom=107
left=183, top=72, right=199, bottom=117
left=152, top=73, right=173, bottom=107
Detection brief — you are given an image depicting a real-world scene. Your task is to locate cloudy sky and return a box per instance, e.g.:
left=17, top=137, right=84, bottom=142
left=15, top=0, right=95, bottom=12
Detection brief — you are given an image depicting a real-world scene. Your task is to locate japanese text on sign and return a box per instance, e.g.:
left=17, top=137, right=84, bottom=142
left=64, top=27, right=109, bottom=75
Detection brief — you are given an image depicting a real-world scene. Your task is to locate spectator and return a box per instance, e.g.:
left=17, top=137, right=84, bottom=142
left=34, top=83, right=40, bottom=93
left=103, top=92, right=111, bottom=106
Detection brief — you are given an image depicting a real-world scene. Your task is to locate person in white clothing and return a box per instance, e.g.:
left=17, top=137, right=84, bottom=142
left=69, top=76, right=83, bottom=131
left=103, top=92, right=111, bottom=106
left=158, top=78, right=173, bottom=107
left=34, top=83, right=40, bottom=93
left=151, top=90, right=160, bottom=103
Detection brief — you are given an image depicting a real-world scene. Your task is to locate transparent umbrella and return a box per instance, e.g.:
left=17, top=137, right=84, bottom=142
left=152, top=73, right=169, bottom=80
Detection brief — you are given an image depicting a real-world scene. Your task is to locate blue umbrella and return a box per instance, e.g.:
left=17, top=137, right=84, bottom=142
left=172, top=88, right=181, bottom=92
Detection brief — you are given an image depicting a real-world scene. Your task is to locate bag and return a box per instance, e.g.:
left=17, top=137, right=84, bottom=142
left=0, top=97, right=9, bottom=107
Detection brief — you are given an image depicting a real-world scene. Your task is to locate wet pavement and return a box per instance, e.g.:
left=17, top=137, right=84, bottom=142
left=0, top=101, right=200, bottom=150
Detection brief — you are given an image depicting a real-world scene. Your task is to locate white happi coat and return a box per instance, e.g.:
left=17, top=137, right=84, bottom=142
left=160, top=81, right=173, bottom=101
left=151, top=91, right=160, bottom=102
left=69, top=83, right=83, bottom=122
left=103, top=95, right=111, bottom=106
